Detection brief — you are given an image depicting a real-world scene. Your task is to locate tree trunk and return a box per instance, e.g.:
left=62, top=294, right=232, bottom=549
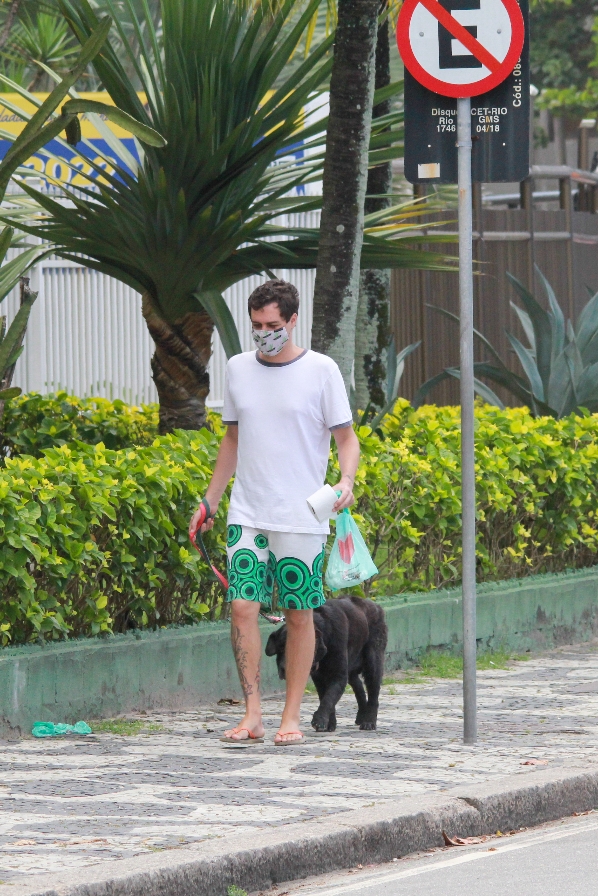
left=311, top=0, right=379, bottom=388
left=354, top=6, right=392, bottom=412
left=0, top=276, right=35, bottom=426
left=142, top=293, right=213, bottom=433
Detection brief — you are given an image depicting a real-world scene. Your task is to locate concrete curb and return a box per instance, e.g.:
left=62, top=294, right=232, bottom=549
left=10, top=765, right=598, bottom=896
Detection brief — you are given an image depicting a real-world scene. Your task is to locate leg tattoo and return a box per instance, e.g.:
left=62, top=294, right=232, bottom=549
left=231, top=624, right=260, bottom=699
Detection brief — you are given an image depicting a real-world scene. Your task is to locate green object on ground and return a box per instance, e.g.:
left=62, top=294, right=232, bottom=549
left=32, top=720, right=92, bottom=737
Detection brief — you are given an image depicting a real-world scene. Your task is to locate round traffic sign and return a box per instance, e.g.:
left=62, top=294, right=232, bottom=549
left=397, top=0, right=525, bottom=98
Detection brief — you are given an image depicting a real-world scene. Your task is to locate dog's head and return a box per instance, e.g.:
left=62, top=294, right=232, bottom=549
left=265, top=624, right=328, bottom=680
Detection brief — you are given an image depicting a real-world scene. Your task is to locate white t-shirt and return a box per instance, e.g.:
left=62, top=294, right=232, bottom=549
left=222, top=349, right=353, bottom=534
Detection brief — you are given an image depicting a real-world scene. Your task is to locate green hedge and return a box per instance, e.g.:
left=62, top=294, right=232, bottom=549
left=0, top=392, right=159, bottom=459
left=2, top=397, right=598, bottom=645
left=0, top=429, right=227, bottom=645
left=356, top=401, right=598, bottom=595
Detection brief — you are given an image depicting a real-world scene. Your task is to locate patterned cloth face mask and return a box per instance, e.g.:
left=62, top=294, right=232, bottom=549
left=252, top=326, right=289, bottom=356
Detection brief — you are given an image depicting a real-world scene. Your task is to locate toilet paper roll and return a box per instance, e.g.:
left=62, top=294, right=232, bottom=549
left=306, top=484, right=339, bottom=523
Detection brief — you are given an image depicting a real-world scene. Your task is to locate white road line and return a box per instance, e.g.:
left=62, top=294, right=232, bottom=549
left=294, top=818, right=598, bottom=894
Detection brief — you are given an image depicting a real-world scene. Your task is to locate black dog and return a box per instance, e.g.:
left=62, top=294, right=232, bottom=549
left=265, top=596, right=387, bottom=732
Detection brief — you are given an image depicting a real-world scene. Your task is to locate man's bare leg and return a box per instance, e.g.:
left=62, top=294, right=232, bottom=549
left=224, top=600, right=265, bottom=741
left=275, top=608, right=315, bottom=744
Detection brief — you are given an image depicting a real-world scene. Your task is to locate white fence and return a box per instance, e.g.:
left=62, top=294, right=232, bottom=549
left=3, top=212, right=318, bottom=407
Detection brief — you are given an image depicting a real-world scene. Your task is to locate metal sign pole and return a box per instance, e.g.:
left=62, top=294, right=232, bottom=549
left=457, top=96, right=477, bottom=745
left=397, top=0, right=526, bottom=747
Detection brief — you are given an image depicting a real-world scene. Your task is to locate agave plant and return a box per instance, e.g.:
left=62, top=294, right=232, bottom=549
left=414, top=267, right=598, bottom=418
left=0, top=15, right=163, bottom=411
left=3, top=0, right=454, bottom=433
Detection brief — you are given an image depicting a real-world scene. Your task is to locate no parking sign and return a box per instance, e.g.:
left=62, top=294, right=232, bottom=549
left=399, top=0, right=530, bottom=184
left=398, top=0, right=524, bottom=98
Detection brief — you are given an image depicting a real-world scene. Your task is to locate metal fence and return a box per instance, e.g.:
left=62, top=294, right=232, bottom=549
left=3, top=212, right=319, bottom=407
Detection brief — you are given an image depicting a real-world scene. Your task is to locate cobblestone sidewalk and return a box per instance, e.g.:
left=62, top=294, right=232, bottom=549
left=2, top=642, right=598, bottom=882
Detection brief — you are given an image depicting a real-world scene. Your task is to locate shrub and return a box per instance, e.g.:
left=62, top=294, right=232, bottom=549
left=0, top=392, right=159, bottom=459
left=3, top=399, right=598, bottom=645
left=0, top=429, right=229, bottom=645
left=335, top=401, right=598, bottom=596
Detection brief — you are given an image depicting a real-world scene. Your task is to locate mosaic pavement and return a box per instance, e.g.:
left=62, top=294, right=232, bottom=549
left=2, top=642, right=598, bottom=880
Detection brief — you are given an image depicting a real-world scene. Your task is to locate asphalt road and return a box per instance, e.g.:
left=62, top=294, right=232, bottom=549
left=273, top=813, right=598, bottom=896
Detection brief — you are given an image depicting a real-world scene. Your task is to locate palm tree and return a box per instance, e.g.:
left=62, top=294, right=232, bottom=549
left=9, top=0, right=452, bottom=432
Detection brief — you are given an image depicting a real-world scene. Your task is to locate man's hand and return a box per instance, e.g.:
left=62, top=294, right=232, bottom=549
left=332, top=476, right=354, bottom=512
left=189, top=501, right=217, bottom=539
left=332, top=426, right=359, bottom=512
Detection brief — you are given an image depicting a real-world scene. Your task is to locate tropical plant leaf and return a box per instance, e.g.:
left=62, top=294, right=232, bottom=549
left=510, top=301, right=536, bottom=353
left=426, top=303, right=508, bottom=369
left=372, top=79, right=404, bottom=107
left=62, top=100, right=166, bottom=146
left=576, top=360, right=598, bottom=408
left=422, top=268, right=598, bottom=419
left=444, top=367, right=506, bottom=409
left=193, top=290, right=243, bottom=359
left=0, top=17, right=114, bottom=198
left=393, top=340, right=421, bottom=396
left=576, top=289, right=598, bottom=358
left=0, top=227, right=13, bottom=266
left=559, top=339, right=583, bottom=417
left=535, top=264, right=565, bottom=360
left=506, top=272, right=553, bottom=394
left=547, top=347, right=576, bottom=418
left=0, top=245, right=54, bottom=304
left=0, top=289, right=37, bottom=378
left=367, top=340, right=421, bottom=429
left=469, top=362, right=534, bottom=406
left=412, top=370, right=452, bottom=410
left=581, top=327, right=598, bottom=366
left=385, top=336, right=397, bottom=405
left=506, top=331, right=545, bottom=401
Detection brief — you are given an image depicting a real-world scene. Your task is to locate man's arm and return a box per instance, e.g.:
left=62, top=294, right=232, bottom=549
left=189, top=425, right=238, bottom=534
left=332, top=425, right=360, bottom=511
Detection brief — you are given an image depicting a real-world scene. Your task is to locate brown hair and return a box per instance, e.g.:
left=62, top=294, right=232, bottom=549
left=247, top=279, right=299, bottom=322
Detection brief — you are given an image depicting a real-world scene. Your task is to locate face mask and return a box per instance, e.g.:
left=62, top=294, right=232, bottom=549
left=252, top=326, right=289, bottom=357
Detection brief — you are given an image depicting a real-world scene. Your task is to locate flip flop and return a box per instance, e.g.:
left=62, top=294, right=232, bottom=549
left=274, top=731, right=306, bottom=746
left=219, top=728, right=264, bottom=747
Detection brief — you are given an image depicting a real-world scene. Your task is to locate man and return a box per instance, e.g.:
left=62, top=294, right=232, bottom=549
left=189, top=279, right=360, bottom=745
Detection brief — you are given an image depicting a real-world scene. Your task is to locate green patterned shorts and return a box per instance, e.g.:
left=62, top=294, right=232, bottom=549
left=226, top=524, right=326, bottom=610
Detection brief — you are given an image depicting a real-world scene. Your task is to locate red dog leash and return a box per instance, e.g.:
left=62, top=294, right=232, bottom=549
left=188, top=498, right=229, bottom=591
